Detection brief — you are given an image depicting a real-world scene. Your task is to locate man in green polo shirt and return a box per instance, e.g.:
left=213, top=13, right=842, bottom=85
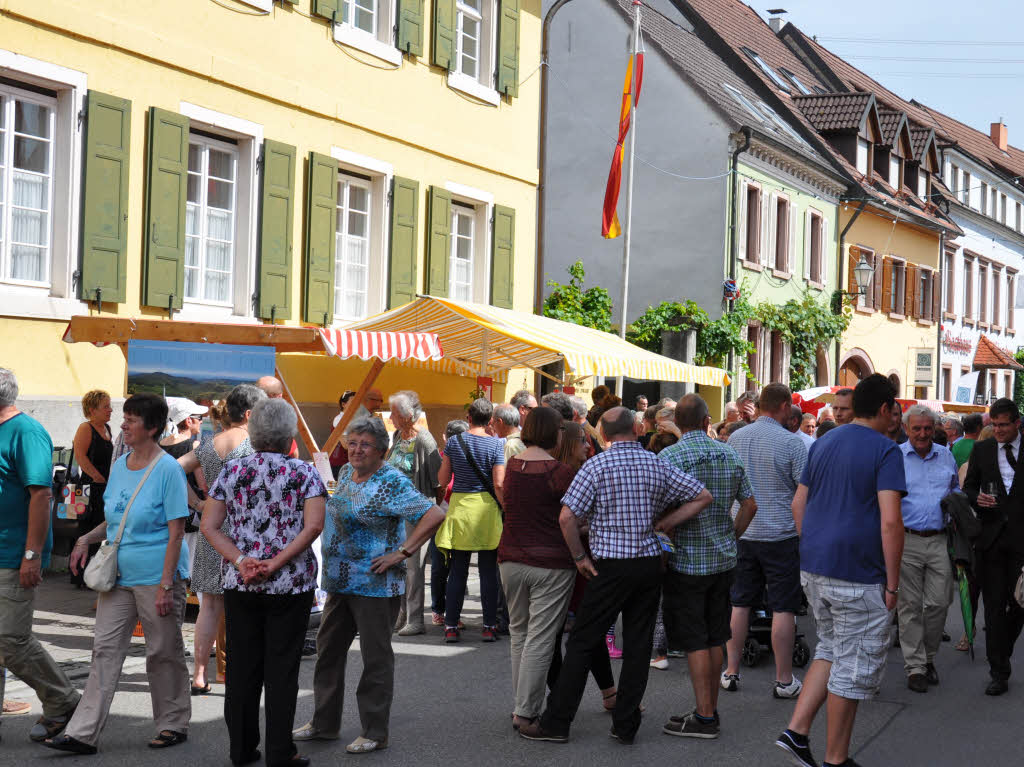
left=952, top=413, right=983, bottom=468
left=0, top=368, right=80, bottom=743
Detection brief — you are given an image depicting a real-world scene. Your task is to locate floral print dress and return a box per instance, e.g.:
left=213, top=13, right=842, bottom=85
left=208, top=452, right=326, bottom=594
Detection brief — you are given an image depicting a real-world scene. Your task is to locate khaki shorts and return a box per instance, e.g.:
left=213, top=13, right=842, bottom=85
left=801, top=571, right=893, bottom=700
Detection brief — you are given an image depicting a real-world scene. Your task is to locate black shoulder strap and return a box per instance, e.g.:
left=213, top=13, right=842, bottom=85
left=455, top=432, right=501, bottom=510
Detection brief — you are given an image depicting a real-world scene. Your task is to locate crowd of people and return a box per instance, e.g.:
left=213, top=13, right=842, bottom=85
left=0, top=365, right=1020, bottom=766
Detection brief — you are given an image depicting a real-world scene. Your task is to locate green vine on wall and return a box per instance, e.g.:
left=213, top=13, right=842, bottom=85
left=542, top=261, right=613, bottom=332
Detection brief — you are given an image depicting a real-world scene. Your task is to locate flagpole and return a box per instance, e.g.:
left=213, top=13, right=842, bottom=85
left=616, top=0, right=641, bottom=398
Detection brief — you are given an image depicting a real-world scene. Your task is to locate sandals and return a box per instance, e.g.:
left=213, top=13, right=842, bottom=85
left=346, top=735, right=387, bottom=754
left=148, top=730, right=188, bottom=749
left=43, top=734, right=97, bottom=755
left=955, top=635, right=970, bottom=652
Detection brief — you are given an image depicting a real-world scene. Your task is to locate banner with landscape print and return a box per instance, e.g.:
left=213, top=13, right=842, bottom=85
left=126, top=340, right=276, bottom=402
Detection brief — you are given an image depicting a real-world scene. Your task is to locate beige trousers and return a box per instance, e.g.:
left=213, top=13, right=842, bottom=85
left=65, top=581, right=190, bottom=746
left=897, top=532, right=953, bottom=676
left=398, top=521, right=427, bottom=628
left=499, top=561, right=575, bottom=719
left=0, top=569, right=80, bottom=718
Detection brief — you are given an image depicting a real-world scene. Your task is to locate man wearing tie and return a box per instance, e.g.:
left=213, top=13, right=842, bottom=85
left=963, top=398, right=1024, bottom=695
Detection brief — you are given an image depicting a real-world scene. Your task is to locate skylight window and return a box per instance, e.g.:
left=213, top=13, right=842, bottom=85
left=757, top=101, right=811, bottom=148
left=779, top=67, right=811, bottom=95
left=722, top=83, right=769, bottom=125
left=741, top=47, right=791, bottom=93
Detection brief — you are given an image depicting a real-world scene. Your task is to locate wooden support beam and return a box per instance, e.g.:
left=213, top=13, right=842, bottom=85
left=322, top=358, right=386, bottom=455
left=275, top=366, right=319, bottom=457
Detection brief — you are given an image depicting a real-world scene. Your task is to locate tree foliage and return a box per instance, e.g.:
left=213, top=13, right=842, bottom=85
left=542, top=261, right=613, bottom=332
left=1015, top=349, right=1024, bottom=412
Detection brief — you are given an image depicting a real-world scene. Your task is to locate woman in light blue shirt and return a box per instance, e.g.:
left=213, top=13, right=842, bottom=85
left=46, top=393, right=191, bottom=755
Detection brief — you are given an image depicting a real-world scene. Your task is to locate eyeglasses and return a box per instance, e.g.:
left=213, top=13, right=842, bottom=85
left=347, top=440, right=379, bottom=452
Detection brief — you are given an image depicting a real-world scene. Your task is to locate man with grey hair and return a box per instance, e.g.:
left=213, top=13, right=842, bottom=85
left=0, top=368, right=81, bottom=742
left=941, top=416, right=963, bottom=448
left=540, top=391, right=574, bottom=422
left=492, top=404, right=525, bottom=461
left=789, top=405, right=815, bottom=449
left=898, top=404, right=958, bottom=692
left=255, top=375, right=299, bottom=458
left=510, top=389, right=537, bottom=426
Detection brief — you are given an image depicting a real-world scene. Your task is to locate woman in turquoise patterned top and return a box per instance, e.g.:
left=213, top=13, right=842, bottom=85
left=294, top=416, right=444, bottom=755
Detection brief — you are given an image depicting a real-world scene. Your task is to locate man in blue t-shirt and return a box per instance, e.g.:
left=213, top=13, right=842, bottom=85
left=775, top=374, right=906, bottom=767
left=0, top=369, right=81, bottom=742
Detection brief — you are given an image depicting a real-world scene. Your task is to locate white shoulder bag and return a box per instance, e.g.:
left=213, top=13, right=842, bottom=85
left=83, top=453, right=163, bottom=593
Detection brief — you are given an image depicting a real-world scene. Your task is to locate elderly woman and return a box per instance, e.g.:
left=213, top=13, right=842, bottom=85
left=436, top=398, right=506, bottom=642
left=294, top=417, right=444, bottom=754
left=202, top=399, right=326, bottom=767
left=499, top=407, right=578, bottom=729
left=386, top=391, right=442, bottom=637
left=70, top=389, right=114, bottom=587
left=178, top=384, right=265, bottom=694
left=48, top=394, right=191, bottom=754
left=430, top=420, right=469, bottom=625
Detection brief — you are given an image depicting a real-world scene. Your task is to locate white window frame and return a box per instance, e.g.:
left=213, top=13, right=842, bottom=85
left=917, top=171, right=927, bottom=200
left=0, top=51, right=86, bottom=320
left=332, top=0, right=403, bottom=66
left=448, top=0, right=500, bottom=106
left=888, top=155, right=900, bottom=189
left=806, top=207, right=825, bottom=286
left=888, top=257, right=906, bottom=316
left=771, top=191, right=791, bottom=274
left=177, top=103, right=263, bottom=323
left=856, top=138, right=869, bottom=175
left=185, top=134, right=238, bottom=308
left=329, top=147, right=392, bottom=326
left=445, top=181, right=492, bottom=304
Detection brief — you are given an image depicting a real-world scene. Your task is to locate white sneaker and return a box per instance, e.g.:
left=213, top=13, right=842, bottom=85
left=650, top=656, right=669, bottom=670
left=772, top=676, right=803, bottom=699
left=720, top=672, right=739, bottom=691
left=292, top=722, right=340, bottom=741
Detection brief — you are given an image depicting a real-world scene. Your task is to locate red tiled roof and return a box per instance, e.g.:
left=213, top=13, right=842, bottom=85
left=911, top=102, right=1024, bottom=184
left=973, top=334, right=1023, bottom=370
left=909, top=127, right=932, bottom=160
left=791, top=93, right=872, bottom=132
left=878, top=109, right=904, bottom=145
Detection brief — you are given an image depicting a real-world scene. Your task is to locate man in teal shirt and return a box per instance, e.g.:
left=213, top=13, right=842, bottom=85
left=0, top=368, right=80, bottom=742
left=952, top=413, right=983, bottom=469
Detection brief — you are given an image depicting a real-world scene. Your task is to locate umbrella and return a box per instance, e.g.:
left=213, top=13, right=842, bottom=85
left=955, top=563, right=975, bottom=660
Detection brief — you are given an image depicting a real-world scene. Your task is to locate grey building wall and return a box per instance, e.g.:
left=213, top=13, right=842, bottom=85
left=541, top=0, right=731, bottom=323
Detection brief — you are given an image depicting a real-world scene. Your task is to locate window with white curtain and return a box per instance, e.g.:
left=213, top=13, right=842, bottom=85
left=334, top=173, right=371, bottom=320
left=450, top=203, right=475, bottom=301
left=0, top=87, right=55, bottom=285
left=185, top=134, right=237, bottom=304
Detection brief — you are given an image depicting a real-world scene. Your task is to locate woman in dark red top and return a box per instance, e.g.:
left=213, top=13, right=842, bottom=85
left=498, top=407, right=577, bottom=730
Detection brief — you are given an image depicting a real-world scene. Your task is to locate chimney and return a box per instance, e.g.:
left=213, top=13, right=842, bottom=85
left=767, top=8, right=787, bottom=33
left=991, top=120, right=1008, bottom=152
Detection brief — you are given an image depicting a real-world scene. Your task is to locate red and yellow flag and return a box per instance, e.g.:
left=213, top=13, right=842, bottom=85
left=601, top=52, right=644, bottom=239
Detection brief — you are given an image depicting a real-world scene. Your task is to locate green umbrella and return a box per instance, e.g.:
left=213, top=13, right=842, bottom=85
left=956, top=564, right=974, bottom=660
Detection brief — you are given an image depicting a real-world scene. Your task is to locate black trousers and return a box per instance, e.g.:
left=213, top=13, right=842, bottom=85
left=977, top=541, right=1024, bottom=681
left=541, top=556, right=662, bottom=739
left=548, top=629, right=615, bottom=692
left=223, top=589, right=314, bottom=766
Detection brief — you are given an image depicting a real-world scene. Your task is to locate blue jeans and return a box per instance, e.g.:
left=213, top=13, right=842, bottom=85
left=444, top=549, right=499, bottom=628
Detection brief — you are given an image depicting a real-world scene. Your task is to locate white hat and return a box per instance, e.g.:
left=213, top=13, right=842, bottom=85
left=166, top=397, right=208, bottom=426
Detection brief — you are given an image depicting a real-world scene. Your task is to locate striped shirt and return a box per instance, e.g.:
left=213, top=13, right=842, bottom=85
left=561, top=440, right=706, bottom=560
left=727, top=415, right=807, bottom=542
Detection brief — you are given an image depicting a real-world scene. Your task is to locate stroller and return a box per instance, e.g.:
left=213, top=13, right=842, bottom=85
left=740, top=589, right=811, bottom=669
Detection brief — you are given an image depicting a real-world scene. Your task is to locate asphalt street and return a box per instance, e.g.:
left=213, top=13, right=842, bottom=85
left=0, top=584, right=1016, bottom=767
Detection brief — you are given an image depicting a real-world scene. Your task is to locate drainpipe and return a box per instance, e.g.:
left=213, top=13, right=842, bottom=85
left=836, top=199, right=868, bottom=384
left=535, top=0, right=576, bottom=316
left=726, top=127, right=752, bottom=401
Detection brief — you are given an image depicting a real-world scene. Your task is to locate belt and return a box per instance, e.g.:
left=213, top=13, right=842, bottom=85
left=904, top=527, right=943, bottom=537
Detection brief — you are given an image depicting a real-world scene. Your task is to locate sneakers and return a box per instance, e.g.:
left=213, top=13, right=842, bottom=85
left=605, top=635, right=623, bottom=659
left=396, top=624, right=425, bottom=636
left=518, top=720, right=568, bottom=743
left=775, top=729, right=818, bottom=767
left=608, top=726, right=635, bottom=745
left=720, top=672, right=739, bottom=692
left=668, top=707, right=719, bottom=725
left=481, top=626, right=497, bottom=642
left=650, top=656, right=669, bottom=670
left=431, top=612, right=444, bottom=626
left=291, top=722, right=340, bottom=741
left=662, top=712, right=719, bottom=739
left=444, top=627, right=460, bottom=643
left=773, top=677, right=803, bottom=699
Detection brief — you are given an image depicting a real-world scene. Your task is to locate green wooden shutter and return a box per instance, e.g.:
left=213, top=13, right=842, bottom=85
left=388, top=176, right=419, bottom=308
left=312, top=0, right=342, bottom=21
left=491, top=204, right=515, bottom=308
left=497, top=0, right=520, bottom=97
left=303, top=152, right=337, bottom=326
left=432, top=0, right=456, bottom=70
left=427, top=186, right=451, bottom=297
left=397, top=0, right=425, bottom=56
left=79, top=91, right=131, bottom=305
left=257, top=139, right=296, bottom=321
left=142, top=108, right=188, bottom=311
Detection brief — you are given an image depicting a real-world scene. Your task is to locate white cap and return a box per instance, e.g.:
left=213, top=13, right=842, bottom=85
left=166, top=397, right=208, bottom=426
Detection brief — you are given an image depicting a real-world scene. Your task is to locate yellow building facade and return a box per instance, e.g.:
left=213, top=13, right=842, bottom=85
left=0, top=0, right=541, bottom=439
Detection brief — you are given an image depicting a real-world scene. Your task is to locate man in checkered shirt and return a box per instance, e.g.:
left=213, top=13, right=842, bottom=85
left=657, top=394, right=757, bottom=739
left=519, top=407, right=711, bottom=746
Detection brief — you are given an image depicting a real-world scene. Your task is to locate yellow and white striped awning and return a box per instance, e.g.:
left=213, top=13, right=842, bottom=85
left=342, top=296, right=730, bottom=387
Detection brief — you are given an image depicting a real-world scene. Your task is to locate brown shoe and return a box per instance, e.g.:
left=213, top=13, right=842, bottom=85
left=907, top=673, right=928, bottom=693
left=518, top=720, right=568, bottom=743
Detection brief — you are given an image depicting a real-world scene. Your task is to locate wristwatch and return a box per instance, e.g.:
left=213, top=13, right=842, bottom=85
left=234, top=554, right=246, bottom=568
left=160, top=583, right=172, bottom=592
left=884, top=586, right=899, bottom=595
left=398, top=547, right=412, bottom=559
left=23, top=550, right=37, bottom=561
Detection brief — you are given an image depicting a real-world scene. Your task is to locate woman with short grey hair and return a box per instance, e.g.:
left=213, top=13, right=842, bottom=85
left=386, top=391, right=441, bottom=635
left=0, top=367, right=18, bottom=407
left=202, top=396, right=326, bottom=767
left=296, top=415, right=445, bottom=753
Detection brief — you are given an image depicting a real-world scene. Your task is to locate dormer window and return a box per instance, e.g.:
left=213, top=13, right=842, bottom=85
left=917, top=171, right=928, bottom=201
left=741, top=47, right=791, bottom=93
left=779, top=68, right=812, bottom=95
left=856, top=138, right=870, bottom=175
left=888, top=155, right=903, bottom=190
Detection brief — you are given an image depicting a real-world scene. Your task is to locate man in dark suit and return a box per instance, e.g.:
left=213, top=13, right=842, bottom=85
left=963, top=398, right=1024, bottom=695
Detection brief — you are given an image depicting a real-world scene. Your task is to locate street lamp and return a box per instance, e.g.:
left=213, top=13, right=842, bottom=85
left=832, top=254, right=875, bottom=313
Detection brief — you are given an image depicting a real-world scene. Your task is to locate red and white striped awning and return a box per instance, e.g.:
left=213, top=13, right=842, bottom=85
left=319, top=329, right=443, bottom=362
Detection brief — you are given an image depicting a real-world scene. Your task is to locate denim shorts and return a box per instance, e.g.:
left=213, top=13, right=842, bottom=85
left=801, top=571, right=893, bottom=700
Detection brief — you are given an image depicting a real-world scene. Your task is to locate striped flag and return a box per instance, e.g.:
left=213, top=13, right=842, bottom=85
left=601, top=52, right=644, bottom=239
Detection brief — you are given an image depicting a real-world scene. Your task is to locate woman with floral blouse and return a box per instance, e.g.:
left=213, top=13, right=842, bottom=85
left=293, top=416, right=445, bottom=755
left=201, top=398, right=326, bottom=767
